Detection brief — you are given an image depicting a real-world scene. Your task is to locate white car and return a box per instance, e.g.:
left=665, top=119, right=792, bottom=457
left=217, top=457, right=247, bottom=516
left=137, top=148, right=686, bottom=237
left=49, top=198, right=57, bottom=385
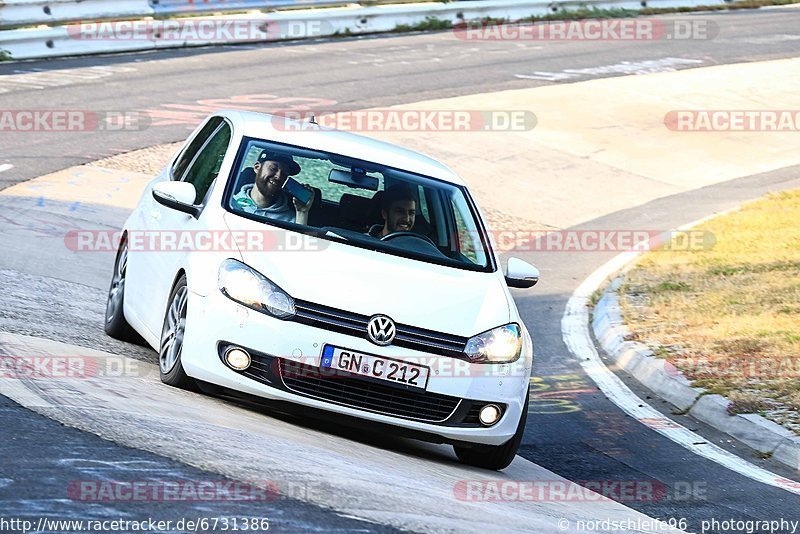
left=105, top=110, right=540, bottom=470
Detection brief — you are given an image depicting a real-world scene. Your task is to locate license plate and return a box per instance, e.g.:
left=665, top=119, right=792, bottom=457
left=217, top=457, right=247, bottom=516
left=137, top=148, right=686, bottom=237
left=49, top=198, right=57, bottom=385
left=320, top=345, right=429, bottom=389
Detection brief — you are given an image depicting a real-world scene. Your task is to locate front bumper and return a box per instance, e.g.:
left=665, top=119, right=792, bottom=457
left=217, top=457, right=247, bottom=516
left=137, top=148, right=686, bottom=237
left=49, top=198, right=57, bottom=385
left=181, top=289, right=531, bottom=446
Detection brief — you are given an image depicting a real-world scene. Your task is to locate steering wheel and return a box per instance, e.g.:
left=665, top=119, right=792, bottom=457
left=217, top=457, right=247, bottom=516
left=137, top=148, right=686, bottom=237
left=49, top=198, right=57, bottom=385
left=380, top=231, right=437, bottom=248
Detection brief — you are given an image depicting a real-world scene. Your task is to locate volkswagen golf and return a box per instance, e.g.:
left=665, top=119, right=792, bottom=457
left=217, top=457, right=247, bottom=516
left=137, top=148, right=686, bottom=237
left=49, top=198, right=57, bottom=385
left=104, top=110, right=540, bottom=470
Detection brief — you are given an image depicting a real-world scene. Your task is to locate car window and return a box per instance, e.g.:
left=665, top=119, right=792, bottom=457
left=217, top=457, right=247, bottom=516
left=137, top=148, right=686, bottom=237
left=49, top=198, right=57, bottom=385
left=450, top=196, right=487, bottom=266
left=236, top=146, right=384, bottom=203
left=417, top=184, right=430, bottom=221
left=225, top=137, right=493, bottom=272
left=172, top=116, right=225, bottom=181
left=183, top=122, right=232, bottom=204
left=296, top=158, right=383, bottom=203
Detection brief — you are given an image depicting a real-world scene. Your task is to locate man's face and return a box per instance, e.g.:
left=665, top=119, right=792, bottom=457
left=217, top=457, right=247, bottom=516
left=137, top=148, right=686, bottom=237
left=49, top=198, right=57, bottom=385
left=383, top=199, right=416, bottom=233
left=254, top=160, right=288, bottom=198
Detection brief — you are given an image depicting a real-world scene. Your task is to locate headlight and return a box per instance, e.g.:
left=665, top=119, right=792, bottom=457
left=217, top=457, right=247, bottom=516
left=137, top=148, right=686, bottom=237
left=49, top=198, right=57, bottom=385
left=218, top=259, right=295, bottom=319
left=464, top=324, right=522, bottom=364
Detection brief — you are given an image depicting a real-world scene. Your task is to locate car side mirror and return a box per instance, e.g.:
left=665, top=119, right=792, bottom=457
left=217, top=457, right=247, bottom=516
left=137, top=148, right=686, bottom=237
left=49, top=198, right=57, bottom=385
left=505, top=257, right=539, bottom=288
left=153, top=181, right=201, bottom=218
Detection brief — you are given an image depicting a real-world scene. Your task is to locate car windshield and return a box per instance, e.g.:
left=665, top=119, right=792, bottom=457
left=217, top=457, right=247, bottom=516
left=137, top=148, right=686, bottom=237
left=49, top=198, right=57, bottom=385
left=224, top=137, right=493, bottom=271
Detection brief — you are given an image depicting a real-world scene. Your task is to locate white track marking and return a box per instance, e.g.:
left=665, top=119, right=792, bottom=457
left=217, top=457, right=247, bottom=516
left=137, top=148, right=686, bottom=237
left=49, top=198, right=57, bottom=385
left=516, top=57, right=703, bottom=81
left=561, top=216, right=800, bottom=496
left=0, top=164, right=13, bottom=173
left=0, top=66, right=135, bottom=94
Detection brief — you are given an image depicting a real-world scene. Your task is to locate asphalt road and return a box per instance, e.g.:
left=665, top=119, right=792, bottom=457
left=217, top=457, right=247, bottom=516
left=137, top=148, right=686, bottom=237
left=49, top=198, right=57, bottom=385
left=1, top=7, right=800, bottom=187
left=1, top=7, right=800, bottom=533
left=514, top=164, right=800, bottom=532
left=0, top=394, right=397, bottom=533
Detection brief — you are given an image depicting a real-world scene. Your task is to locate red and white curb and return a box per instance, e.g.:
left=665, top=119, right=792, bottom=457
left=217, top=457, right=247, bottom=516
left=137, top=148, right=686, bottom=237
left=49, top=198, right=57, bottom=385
left=593, top=279, right=800, bottom=472
left=561, top=218, right=800, bottom=495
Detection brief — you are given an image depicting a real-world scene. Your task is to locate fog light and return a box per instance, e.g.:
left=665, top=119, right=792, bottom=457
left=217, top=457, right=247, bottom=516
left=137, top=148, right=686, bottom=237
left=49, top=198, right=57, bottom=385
left=478, top=404, right=502, bottom=426
left=224, top=347, right=251, bottom=371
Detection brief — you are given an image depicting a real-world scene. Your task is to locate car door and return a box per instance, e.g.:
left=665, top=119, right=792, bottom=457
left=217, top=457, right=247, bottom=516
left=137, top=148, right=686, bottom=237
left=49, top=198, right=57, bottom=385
left=132, top=117, right=232, bottom=338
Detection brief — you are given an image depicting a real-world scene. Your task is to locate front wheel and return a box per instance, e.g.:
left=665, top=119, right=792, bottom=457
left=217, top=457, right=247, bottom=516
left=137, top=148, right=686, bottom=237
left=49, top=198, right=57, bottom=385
left=159, top=275, right=195, bottom=390
left=453, top=392, right=529, bottom=470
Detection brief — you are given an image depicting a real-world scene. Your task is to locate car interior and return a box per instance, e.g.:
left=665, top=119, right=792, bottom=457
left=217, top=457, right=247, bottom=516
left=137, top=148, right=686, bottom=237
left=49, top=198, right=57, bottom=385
left=226, top=141, right=488, bottom=268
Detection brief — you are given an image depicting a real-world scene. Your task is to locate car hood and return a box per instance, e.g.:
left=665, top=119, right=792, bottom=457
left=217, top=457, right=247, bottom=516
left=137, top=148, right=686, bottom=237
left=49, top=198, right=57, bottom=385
left=223, top=212, right=511, bottom=337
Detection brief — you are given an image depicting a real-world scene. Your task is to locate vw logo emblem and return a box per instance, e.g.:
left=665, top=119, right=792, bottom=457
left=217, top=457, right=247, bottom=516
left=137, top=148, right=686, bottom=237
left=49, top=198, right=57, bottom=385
left=367, top=315, right=396, bottom=346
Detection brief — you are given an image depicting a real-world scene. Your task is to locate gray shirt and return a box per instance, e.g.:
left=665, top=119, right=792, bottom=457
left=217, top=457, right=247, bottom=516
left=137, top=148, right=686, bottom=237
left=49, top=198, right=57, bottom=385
left=232, top=184, right=296, bottom=223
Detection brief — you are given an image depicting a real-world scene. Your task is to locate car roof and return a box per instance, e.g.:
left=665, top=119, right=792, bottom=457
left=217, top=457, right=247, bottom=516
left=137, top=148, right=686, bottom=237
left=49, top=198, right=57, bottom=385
left=220, top=110, right=466, bottom=186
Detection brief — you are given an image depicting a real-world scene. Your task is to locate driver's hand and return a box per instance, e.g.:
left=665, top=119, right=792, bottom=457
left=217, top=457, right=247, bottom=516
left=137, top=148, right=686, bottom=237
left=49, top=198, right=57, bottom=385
left=293, top=185, right=315, bottom=213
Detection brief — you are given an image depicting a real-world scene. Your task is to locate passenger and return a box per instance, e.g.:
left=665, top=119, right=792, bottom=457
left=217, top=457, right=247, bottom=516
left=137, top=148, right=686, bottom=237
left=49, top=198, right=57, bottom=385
left=368, top=184, right=417, bottom=238
left=233, top=150, right=314, bottom=225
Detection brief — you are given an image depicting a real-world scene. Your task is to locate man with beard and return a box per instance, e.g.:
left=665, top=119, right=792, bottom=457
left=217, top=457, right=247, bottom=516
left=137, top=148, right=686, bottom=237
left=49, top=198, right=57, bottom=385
left=233, top=150, right=315, bottom=225
left=368, top=184, right=417, bottom=238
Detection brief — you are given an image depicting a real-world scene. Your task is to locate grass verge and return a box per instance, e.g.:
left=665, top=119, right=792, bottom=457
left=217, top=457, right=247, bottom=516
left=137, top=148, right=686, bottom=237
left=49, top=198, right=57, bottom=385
left=620, top=189, right=800, bottom=435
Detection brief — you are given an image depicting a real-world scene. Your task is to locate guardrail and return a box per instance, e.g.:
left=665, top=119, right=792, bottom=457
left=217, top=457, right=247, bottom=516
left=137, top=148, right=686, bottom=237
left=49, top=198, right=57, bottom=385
left=148, top=0, right=343, bottom=16
left=0, top=0, right=153, bottom=29
left=0, top=0, right=731, bottom=60
left=0, top=0, right=363, bottom=29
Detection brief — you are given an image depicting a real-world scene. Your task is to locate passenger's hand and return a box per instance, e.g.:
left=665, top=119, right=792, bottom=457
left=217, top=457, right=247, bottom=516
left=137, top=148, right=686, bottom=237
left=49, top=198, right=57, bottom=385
left=293, top=185, right=315, bottom=213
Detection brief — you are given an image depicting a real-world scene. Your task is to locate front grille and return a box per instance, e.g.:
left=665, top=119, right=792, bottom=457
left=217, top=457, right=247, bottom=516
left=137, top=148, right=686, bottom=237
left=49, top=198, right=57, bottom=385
left=240, top=351, right=280, bottom=387
left=279, top=360, right=461, bottom=423
left=293, top=300, right=469, bottom=358
left=464, top=403, right=482, bottom=425
left=217, top=343, right=496, bottom=427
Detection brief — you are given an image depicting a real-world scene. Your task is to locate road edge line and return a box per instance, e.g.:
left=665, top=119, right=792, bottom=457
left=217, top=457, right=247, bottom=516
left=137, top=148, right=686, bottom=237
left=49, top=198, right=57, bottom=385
left=561, top=213, right=800, bottom=495
left=594, top=278, right=800, bottom=472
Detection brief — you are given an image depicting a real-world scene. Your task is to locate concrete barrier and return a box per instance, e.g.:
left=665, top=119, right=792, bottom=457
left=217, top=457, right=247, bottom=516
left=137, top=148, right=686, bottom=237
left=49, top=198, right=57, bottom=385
left=0, top=0, right=153, bottom=29
left=0, top=0, right=730, bottom=60
left=148, top=0, right=345, bottom=16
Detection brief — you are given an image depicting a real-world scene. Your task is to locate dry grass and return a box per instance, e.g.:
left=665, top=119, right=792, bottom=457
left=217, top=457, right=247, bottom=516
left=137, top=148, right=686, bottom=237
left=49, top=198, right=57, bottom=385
left=621, top=189, right=800, bottom=434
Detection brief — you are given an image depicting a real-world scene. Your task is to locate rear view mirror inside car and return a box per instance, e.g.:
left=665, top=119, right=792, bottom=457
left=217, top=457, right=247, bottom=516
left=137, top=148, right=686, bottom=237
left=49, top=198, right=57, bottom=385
left=329, top=168, right=379, bottom=191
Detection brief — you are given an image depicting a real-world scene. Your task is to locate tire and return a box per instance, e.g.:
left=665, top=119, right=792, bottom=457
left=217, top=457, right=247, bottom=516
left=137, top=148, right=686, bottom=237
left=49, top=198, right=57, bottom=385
left=453, top=391, right=529, bottom=470
left=104, top=239, right=142, bottom=343
left=159, top=275, right=195, bottom=390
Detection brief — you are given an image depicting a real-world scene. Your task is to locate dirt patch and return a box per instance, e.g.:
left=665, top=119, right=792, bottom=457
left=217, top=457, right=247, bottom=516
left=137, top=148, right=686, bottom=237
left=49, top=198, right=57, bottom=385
left=92, top=143, right=182, bottom=176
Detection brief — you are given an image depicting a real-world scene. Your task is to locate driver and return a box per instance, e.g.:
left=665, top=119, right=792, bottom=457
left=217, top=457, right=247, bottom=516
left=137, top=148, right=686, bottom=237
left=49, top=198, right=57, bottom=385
left=233, top=150, right=314, bottom=225
left=368, top=184, right=416, bottom=238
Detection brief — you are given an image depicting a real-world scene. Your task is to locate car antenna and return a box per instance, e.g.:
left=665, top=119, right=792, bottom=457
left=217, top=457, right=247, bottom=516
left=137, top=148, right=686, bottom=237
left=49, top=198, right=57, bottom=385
left=308, top=113, right=317, bottom=125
